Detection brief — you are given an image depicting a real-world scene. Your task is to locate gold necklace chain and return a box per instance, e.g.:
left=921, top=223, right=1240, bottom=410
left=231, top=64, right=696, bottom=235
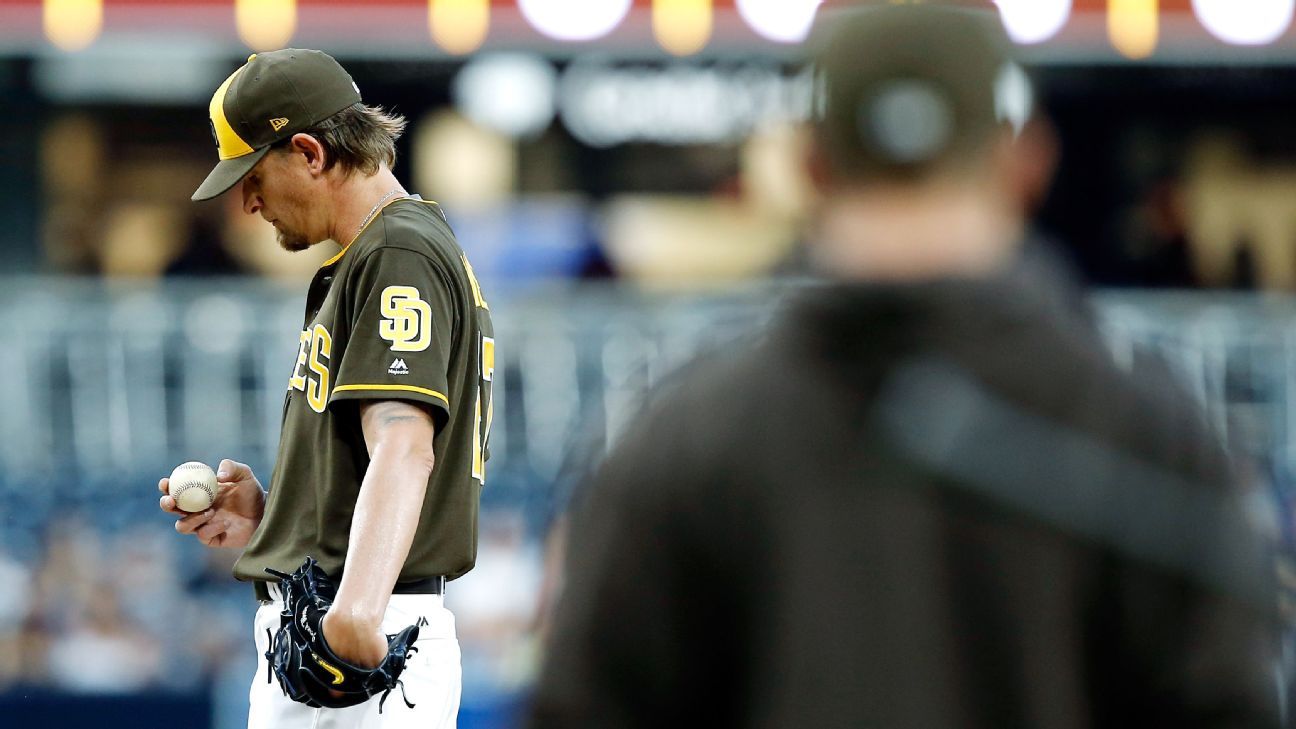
left=352, top=189, right=406, bottom=242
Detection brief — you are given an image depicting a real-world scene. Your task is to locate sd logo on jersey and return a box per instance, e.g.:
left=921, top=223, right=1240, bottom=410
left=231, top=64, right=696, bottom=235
left=379, top=286, right=432, bottom=352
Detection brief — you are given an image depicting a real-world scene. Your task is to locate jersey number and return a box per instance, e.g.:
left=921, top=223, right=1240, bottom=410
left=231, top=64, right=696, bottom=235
left=472, top=335, right=495, bottom=483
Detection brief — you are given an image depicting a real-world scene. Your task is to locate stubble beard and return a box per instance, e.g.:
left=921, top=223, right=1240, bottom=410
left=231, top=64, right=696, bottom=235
left=276, top=227, right=313, bottom=253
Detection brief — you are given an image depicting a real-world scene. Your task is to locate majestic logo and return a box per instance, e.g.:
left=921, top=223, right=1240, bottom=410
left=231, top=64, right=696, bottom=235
left=311, top=653, right=345, bottom=685
left=379, top=286, right=433, bottom=352
left=389, top=358, right=409, bottom=376
left=270, top=117, right=290, bottom=132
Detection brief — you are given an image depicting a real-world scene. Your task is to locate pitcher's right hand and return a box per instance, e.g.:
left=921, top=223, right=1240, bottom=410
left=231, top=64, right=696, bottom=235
left=160, top=458, right=266, bottom=548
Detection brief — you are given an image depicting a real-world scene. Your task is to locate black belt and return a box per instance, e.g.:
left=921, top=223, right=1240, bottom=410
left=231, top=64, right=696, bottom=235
left=255, top=575, right=446, bottom=602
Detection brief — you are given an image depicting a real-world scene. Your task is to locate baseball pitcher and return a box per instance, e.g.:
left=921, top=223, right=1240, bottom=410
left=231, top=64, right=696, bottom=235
left=159, top=49, right=493, bottom=729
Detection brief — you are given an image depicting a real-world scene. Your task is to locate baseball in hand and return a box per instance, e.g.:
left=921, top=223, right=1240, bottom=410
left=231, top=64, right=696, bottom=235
left=169, top=461, right=218, bottom=512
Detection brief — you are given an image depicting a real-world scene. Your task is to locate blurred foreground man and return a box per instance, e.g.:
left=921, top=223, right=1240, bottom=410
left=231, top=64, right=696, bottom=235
left=528, top=4, right=1279, bottom=729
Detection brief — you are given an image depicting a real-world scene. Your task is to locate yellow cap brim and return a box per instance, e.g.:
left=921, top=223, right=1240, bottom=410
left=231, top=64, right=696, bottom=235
left=192, top=146, right=271, bottom=202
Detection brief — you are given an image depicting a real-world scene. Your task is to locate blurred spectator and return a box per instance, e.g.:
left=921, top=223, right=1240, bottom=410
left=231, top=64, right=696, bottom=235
left=0, top=548, right=32, bottom=632
left=448, top=508, right=544, bottom=697
left=0, top=514, right=253, bottom=700
left=40, top=114, right=106, bottom=275
left=166, top=209, right=249, bottom=277
left=110, top=524, right=182, bottom=628
left=47, top=582, right=162, bottom=693
left=0, top=549, right=33, bottom=688
left=1182, top=134, right=1296, bottom=290
left=1123, top=178, right=1199, bottom=288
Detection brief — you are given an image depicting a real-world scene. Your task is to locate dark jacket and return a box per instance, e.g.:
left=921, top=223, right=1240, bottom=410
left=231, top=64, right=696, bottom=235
left=529, top=264, right=1279, bottom=729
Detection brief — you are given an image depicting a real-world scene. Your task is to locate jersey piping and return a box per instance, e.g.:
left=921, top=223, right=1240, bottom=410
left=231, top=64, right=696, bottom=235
left=322, top=196, right=443, bottom=269
left=332, top=383, right=451, bottom=405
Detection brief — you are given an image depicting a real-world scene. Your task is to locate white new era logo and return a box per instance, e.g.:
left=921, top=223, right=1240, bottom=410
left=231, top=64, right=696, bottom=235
left=388, top=358, right=409, bottom=375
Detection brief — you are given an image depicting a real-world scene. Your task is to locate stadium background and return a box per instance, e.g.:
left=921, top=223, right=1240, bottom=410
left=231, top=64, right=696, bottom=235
left=2, top=0, right=1296, bottom=727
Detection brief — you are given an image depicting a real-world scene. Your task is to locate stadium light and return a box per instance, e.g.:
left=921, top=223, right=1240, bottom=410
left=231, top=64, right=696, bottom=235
left=454, top=54, right=557, bottom=138
left=654, top=0, right=713, bottom=57
left=735, top=0, right=822, bottom=44
left=430, top=0, right=490, bottom=55
left=1192, top=0, right=1294, bottom=45
left=44, top=0, right=102, bottom=52
left=518, top=0, right=633, bottom=42
left=236, top=0, right=296, bottom=51
left=992, top=0, right=1072, bottom=44
left=1108, top=0, right=1158, bottom=59
left=994, top=62, right=1033, bottom=136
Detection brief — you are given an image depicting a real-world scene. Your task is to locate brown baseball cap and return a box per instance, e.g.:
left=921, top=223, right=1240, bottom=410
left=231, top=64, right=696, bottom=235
left=810, top=1, right=1024, bottom=180
left=192, top=48, right=362, bottom=201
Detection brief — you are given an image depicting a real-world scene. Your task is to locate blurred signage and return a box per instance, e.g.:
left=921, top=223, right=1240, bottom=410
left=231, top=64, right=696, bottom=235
left=450, top=52, right=812, bottom=145
left=558, top=60, right=811, bottom=146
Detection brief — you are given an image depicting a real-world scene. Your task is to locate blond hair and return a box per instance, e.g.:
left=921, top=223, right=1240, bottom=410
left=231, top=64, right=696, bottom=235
left=277, top=103, right=408, bottom=176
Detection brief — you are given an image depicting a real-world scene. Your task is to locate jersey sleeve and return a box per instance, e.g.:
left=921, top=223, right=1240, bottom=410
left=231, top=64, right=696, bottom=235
left=328, top=246, right=459, bottom=424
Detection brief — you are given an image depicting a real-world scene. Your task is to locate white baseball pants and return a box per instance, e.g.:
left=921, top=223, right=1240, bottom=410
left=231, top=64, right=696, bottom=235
left=248, top=588, right=461, bottom=729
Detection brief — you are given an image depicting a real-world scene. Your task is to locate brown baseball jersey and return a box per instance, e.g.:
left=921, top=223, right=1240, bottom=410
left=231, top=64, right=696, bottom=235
left=235, top=196, right=494, bottom=588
